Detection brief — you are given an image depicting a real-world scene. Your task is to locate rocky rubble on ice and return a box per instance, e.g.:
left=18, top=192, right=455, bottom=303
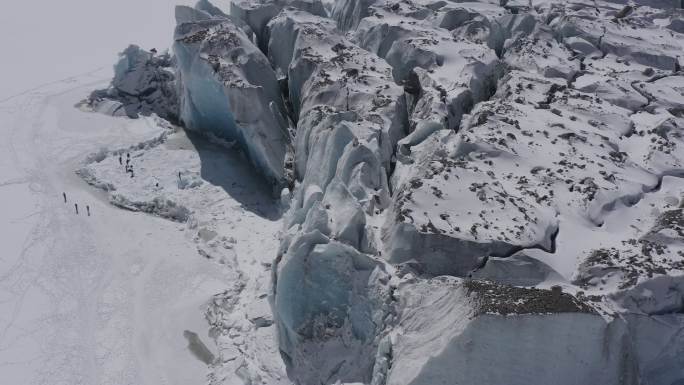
left=85, top=45, right=179, bottom=122
left=84, top=0, right=684, bottom=384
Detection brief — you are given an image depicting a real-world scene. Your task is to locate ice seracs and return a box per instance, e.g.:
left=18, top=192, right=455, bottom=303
left=86, top=45, right=178, bottom=122
left=230, top=0, right=327, bottom=50
left=174, top=8, right=291, bottom=190
left=83, top=0, right=684, bottom=384
left=261, top=8, right=405, bottom=383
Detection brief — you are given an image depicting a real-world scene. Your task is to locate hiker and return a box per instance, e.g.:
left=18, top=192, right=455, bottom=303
left=126, top=157, right=130, bottom=166
left=63, top=192, right=67, bottom=203
left=178, top=171, right=182, bottom=181
left=74, top=203, right=79, bottom=215
left=86, top=205, right=90, bottom=216
left=119, top=154, right=122, bottom=165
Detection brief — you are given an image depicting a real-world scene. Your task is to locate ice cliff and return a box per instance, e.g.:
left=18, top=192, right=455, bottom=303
left=91, top=0, right=684, bottom=384
left=87, top=45, right=179, bottom=122
left=174, top=6, right=291, bottom=189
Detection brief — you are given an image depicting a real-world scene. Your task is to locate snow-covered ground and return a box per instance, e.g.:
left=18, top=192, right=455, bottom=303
left=0, top=0, right=197, bottom=102
left=0, top=2, right=289, bottom=384
left=0, top=2, right=285, bottom=384
left=0, top=67, right=285, bottom=385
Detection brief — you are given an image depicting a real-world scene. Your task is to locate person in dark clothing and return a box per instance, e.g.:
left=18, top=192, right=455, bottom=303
left=63, top=192, right=67, bottom=203
left=178, top=171, right=182, bottom=182
left=74, top=203, right=79, bottom=215
left=86, top=205, right=90, bottom=216
left=119, top=154, right=122, bottom=165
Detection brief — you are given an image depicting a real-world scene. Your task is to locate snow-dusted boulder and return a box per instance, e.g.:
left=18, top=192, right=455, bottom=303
left=174, top=14, right=290, bottom=189
left=87, top=45, right=178, bottom=122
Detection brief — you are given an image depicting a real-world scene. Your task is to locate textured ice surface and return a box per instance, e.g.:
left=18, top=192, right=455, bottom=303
left=263, top=0, right=684, bottom=383
left=174, top=10, right=290, bottom=189
left=231, top=0, right=327, bottom=49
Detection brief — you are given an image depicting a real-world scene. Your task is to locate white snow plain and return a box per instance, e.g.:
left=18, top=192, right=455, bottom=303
left=0, top=72, right=287, bottom=385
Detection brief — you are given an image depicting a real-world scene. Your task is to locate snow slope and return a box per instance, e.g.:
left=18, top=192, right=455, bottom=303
left=0, top=75, right=216, bottom=384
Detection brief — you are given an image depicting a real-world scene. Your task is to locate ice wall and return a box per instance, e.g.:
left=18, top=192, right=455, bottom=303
left=174, top=6, right=290, bottom=189
left=259, top=9, right=406, bottom=383
left=386, top=279, right=639, bottom=385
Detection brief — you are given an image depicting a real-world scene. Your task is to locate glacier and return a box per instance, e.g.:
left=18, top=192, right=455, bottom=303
left=84, top=0, right=684, bottom=384
left=174, top=8, right=291, bottom=190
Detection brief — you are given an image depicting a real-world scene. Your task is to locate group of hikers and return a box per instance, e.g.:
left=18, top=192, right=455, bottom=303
left=63, top=192, right=90, bottom=216
left=64, top=149, right=186, bottom=215
left=120, top=152, right=134, bottom=178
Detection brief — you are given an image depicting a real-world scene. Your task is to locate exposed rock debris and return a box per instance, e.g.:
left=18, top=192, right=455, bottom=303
left=465, top=279, right=597, bottom=315
left=84, top=45, right=179, bottom=122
